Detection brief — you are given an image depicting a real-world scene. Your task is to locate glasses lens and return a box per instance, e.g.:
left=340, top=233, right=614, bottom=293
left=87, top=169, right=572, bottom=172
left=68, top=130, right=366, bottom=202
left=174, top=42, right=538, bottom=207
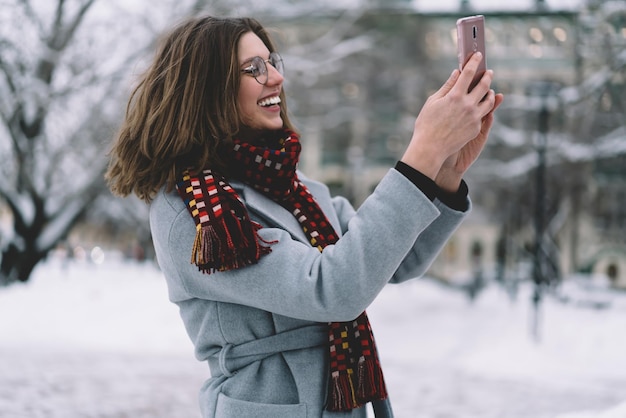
left=269, top=52, right=284, bottom=75
left=250, top=56, right=267, bottom=84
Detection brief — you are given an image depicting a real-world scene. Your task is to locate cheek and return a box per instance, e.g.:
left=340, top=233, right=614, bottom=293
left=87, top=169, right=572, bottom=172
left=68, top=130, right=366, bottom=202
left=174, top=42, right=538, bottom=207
left=237, top=83, right=260, bottom=120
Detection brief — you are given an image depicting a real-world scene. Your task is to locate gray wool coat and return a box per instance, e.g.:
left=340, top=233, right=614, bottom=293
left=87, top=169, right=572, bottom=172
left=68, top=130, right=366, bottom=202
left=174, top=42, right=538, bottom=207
left=149, top=168, right=468, bottom=418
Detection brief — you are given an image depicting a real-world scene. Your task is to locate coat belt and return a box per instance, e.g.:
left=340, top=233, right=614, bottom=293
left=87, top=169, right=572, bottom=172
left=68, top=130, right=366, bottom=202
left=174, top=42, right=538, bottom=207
left=207, top=323, right=395, bottom=417
left=208, top=323, right=328, bottom=378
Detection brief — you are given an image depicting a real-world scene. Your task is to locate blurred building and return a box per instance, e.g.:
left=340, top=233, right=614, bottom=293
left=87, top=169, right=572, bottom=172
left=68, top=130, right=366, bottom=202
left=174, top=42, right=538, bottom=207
left=17, top=0, right=621, bottom=289
left=269, top=0, right=626, bottom=288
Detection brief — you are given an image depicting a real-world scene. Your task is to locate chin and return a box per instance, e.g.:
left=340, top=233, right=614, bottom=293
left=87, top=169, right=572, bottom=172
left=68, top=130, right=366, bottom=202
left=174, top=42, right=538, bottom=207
left=261, top=120, right=284, bottom=131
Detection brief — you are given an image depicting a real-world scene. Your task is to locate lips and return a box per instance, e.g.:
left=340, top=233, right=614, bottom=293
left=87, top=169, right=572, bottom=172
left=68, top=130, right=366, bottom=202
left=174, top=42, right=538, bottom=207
left=258, top=95, right=281, bottom=107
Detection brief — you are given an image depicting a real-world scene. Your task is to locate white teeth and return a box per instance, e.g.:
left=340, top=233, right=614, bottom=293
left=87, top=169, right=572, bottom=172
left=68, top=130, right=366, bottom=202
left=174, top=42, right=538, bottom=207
left=258, top=96, right=281, bottom=107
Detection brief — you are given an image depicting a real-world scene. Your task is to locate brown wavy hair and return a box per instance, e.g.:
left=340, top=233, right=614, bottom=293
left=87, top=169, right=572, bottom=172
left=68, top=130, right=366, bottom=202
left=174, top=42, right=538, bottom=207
left=106, top=16, right=295, bottom=202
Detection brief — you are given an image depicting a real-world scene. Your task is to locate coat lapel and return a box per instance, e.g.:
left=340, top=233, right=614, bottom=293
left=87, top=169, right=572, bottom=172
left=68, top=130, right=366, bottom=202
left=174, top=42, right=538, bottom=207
left=237, top=183, right=309, bottom=244
left=232, top=175, right=342, bottom=245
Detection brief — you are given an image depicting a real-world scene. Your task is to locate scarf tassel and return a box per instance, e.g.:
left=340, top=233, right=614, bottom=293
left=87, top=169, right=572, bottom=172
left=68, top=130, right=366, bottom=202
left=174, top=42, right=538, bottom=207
left=356, top=356, right=387, bottom=403
left=191, top=220, right=274, bottom=274
left=326, top=357, right=388, bottom=412
left=327, top=372, right=359, bottom=412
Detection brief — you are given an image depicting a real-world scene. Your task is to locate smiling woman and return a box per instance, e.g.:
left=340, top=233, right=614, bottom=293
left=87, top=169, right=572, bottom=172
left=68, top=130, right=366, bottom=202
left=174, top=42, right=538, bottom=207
left=105, top=14, right=502, bottom=418
left=236, top=32, right=285, bottom=137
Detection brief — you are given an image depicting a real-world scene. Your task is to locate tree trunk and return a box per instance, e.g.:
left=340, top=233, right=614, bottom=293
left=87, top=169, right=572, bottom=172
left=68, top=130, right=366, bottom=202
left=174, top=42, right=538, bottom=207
left=0, top=243, right=47, bottom=285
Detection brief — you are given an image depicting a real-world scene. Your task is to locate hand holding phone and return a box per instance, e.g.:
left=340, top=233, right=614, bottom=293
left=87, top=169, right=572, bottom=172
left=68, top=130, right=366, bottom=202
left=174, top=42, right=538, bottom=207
left=456, top=15, right=487, bottom=92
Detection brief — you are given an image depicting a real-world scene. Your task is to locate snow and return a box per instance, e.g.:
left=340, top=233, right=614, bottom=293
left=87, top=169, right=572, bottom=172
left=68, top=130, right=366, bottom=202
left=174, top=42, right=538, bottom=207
left=1, top=258, right=626, bottom=418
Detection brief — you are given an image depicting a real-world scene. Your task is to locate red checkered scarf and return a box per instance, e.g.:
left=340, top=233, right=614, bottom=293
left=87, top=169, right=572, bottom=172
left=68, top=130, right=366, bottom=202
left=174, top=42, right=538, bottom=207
left=176, top=130, right=387, bottom=411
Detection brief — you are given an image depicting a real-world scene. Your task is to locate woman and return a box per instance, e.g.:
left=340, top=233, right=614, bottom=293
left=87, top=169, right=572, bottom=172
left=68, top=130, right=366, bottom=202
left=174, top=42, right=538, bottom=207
left=106, top=15, right=503, bottom=418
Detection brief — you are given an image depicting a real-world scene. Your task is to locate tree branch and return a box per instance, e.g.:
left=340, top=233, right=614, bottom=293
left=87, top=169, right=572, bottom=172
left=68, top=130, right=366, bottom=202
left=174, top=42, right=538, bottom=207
left=48, top=0, right=97, bottom=51
left=16, top=0, right=46, bottom=38
left=0, top=187, right=28, bottom=239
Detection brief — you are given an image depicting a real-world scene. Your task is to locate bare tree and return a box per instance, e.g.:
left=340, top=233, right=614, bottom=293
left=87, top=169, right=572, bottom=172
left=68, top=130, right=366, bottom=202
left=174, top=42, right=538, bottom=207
left=0, top=0, right=177, bottom=284
left=0, top=0, right=98, bottom=283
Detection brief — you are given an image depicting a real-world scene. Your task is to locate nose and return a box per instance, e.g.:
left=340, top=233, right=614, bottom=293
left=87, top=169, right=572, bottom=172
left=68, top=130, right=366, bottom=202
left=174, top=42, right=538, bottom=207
left=266, top=63, right=283, bottom=86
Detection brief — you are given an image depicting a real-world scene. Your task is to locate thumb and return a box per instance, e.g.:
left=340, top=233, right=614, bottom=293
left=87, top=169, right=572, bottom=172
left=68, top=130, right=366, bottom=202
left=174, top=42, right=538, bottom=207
left=432, top=69, right=460, bottom=99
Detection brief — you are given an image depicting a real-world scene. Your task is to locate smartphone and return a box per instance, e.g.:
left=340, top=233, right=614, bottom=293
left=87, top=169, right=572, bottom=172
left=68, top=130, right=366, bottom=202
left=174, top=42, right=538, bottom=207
left=456, top=15, right=487, bottom=92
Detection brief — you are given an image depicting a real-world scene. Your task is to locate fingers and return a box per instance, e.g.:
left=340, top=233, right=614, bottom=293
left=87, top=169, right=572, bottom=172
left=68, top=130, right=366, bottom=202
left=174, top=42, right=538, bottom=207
left=481, top=108, right=496, bottom=134
left=478, top=91, right=504, bottom=118
left=437, top=54, right=493, bottom=104
left=479, top=93, right=504, bottom=136
left=477, top=88, right=496, bottom=116
left=457, top=52, right=485, bottom=93
left=493, top=92, right=505, bottom=111
left=431, top=69, right=460, bottom=100
left=471, top=70, right=494, bottom=103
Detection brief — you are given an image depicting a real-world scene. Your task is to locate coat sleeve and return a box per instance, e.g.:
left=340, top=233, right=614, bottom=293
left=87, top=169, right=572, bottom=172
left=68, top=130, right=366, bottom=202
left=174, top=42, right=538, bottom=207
left=330, top=175, right=468, bottom=285
left=389, top=197, right=468, bottom=283
left=151, top=169, right=459, bottom=323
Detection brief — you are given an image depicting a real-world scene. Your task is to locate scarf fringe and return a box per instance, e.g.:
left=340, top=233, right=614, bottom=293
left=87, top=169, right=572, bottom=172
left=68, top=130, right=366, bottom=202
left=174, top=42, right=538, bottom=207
left=326, top=357, right=388, bottom=412
left=356, top=356, right=387, bottom=403
left=191, top=221, right=273, bottom=274
left=327, top=372, right=360, bottom=412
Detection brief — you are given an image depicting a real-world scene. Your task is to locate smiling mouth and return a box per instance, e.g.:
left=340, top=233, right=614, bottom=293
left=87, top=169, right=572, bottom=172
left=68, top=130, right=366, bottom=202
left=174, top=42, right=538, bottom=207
left=258, top=96, right=281, bottom=107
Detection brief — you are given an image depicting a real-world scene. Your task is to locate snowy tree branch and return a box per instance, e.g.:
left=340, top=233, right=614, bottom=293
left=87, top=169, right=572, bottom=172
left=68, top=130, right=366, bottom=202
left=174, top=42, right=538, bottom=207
left=15, top=0, right=46, bottom=38
left=48, top=0, right=97, bottom=52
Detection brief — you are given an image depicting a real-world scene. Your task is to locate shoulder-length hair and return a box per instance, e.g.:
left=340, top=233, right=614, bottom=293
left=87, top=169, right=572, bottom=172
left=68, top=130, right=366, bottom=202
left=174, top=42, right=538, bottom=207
left=106, top=16, right=295, bottom=202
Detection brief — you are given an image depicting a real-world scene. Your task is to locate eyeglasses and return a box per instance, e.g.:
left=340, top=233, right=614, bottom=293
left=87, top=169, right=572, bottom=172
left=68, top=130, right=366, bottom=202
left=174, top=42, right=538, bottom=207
left=241, top=52, right=284, bottom=85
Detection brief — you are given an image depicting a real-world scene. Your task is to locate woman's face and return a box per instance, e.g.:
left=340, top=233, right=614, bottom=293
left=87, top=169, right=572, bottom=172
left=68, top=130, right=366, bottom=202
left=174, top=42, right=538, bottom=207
left=237, top=32, right=284, bottom=137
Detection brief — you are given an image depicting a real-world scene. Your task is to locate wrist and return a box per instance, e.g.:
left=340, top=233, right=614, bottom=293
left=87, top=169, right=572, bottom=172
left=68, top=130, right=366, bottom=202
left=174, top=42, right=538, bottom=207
left=400, top=141, right=445, bottom=181
left=435, top=167, right=463, bottom=193
left=395, top=161, right=438, bottom=201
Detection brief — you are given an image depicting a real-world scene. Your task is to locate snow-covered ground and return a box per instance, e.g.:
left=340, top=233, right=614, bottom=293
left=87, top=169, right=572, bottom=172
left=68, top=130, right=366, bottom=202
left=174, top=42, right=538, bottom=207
left=1, top=258, right=625, bottom=418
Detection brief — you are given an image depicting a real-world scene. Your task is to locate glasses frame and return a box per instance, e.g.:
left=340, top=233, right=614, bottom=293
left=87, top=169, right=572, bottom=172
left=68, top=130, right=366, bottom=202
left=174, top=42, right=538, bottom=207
left=241, top=52, right=284, bottom=85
